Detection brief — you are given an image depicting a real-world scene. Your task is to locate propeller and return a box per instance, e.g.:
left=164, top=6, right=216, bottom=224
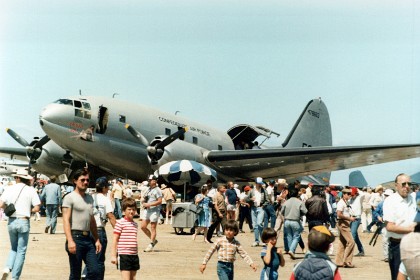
left=125, top=124, right=149, bottom=147
left=125, top=124, right=188, bottom=164
left=6, top=128, right=50, bottom=166
left=6, top=128, right=30, bottom=147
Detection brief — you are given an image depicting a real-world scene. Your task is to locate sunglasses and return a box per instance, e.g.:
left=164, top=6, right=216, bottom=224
left=79, top=179, right=90, bottom=183
left=400, top=182, right=412, bottom=187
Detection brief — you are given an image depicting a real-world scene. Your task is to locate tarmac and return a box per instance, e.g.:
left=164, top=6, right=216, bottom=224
left=0, top=217, right=391, bottom=280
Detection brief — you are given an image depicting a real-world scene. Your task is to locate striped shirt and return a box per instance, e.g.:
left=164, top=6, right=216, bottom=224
left=114, top=218, right=138, bottom=255
left=202, top=236, right=253, bottom=266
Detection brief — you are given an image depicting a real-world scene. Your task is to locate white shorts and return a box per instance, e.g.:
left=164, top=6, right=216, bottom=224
left=141, top=208, right=160, bottom=223
left=227, top=204, right=236, bottom=211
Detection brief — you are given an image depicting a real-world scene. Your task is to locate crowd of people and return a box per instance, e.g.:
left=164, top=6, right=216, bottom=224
left=0, top=170, right=419, bottom=280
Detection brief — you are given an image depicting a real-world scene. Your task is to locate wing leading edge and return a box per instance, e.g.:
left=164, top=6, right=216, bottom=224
left=205, top=144, right=420, bottom=181
left=0, top=147, right=28, bottom=161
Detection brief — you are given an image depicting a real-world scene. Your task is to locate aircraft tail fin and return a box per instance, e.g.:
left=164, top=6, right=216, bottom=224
left=349, top=170, right=369, bottom=188
left=282, top=98, right=332, bottom=148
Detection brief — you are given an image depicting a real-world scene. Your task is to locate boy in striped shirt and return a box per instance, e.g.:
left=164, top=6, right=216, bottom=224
left=111, top=198, right=139, bottom=280
left=200, top=219, right=257, bottom=279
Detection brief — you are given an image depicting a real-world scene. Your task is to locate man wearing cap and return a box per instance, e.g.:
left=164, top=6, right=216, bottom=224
left=383, top=173, right=417, bottom=280
left=40, top=175, right=62, bottom=234
left=82, top=176, right=116, bottom=280
left=263, top=180, right=277, bottom=229
left=249, top=177, right=269, bottom=247
left=373, top=188, right=394, bottom=262
left=0, top=171, right=40, bottom=280
left=349, top=187, right=366, bottom=257
left=140, top=175, right=162, bottom=252
left=335, top=188, right=356, bottom=268
left=62, top=169, right=101, bottom=280
left=238, top=185, right=253, bottom=233
left=274, top=179, right=288, bottom=239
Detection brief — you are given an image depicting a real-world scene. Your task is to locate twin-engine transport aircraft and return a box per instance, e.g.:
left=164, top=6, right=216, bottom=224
left=35, top=96, right=420, bottom=183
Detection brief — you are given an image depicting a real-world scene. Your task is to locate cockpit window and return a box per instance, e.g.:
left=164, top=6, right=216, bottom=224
left=82, top=102, right=91, bottom=110
left=74, top=100, right=82, bottom=108
left=54, top=99, right=73, bottom=106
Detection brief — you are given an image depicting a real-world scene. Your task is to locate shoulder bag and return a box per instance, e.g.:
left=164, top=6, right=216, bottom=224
left=4, top=185, right=26, bottom=217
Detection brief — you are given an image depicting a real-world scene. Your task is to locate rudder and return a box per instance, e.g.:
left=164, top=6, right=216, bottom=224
left=282, top=98, right=332, bottom=148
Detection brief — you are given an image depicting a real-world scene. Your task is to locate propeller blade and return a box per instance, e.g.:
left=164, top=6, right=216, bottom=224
left=33, top=135, right=50, bottom=149
left=155, top=127, right=188, bottom=151
left=125, top=124, right=149, bottom=146
left=6, top=128, right=30, bottom=147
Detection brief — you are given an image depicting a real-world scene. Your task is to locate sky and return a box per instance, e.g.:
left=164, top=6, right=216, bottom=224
left=1, top=0, right=419, bottom=186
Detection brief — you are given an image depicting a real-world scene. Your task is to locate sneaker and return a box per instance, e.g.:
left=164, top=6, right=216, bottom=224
left=1, top=268, right=10, bottom=280
left=45, top=226, right=50, bottom=234
left=144, top=243, right=154, bottom=252
left=152, top=239, right=158, bottom=246
left=239, top=230, right=245, bottom=233
left=251, top=242, right=259, bottom=247
left=288, top=252, right=296, bottom=260
left=384, top=258, right=389, bottom=262
left=355, top=252, right=365, bottom=257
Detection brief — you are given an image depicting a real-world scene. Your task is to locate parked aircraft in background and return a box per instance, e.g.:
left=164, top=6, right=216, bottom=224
left=0, top=161, right=29, bottom=176
left=22, top=95, right=418, bottom=183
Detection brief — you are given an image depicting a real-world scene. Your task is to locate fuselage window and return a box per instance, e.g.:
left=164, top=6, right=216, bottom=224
left=218, top=145, right=222, bottom=150
left=54, top=99, right=73, bottom=106
left=165, top=128, right=171, bottom=136
left=193, top=137, right=198, bottom=145
left=119, top=115, right=126, bottom=123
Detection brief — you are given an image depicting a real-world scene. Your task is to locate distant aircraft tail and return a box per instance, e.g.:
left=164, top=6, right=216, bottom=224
left=282, top=98, right=332, bottom=148
left=349, top=170, right=369, bottom=188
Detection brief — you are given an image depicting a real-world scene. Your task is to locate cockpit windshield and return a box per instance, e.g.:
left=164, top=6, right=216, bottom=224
left=53, top=99, right=91, bottom=119
left=54, top=99, right=73, bottom=106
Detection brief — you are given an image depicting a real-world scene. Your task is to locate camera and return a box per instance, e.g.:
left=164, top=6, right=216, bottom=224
left=143, top=195, right=149, bottom=203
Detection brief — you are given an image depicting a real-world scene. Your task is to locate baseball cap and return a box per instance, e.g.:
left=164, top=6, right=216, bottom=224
left=351, top=187, right=358, bottom=196
left=255, top=177, right=263, bottom=184
left=148, top=174, right=158, bottom=181
left=96, top=177, right=110, bottom=189
left=342, top=188, right=351, bottom=194
left=244, top=186, right=251, bottom=192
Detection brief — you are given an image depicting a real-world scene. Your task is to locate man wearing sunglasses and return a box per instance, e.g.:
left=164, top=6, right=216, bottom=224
left=62, top=169, right=101, bottom=280
left=383, top=173, right=417, bottom=280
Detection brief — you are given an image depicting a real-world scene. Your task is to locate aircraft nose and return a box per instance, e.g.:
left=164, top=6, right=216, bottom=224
left=39, top=103, right=70, bottom=127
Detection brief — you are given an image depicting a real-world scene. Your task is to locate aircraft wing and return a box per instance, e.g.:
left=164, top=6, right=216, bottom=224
left=205, top=144, right=420, bottom=181
left=0, top=147, right=28, bottom=161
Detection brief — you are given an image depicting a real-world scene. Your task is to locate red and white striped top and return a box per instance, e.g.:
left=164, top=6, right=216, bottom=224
left=114, top=218, right=138, bottom=255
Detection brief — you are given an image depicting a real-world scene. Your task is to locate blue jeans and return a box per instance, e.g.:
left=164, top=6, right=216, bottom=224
left=114, top=198, right=122, bottom=219
left=82, top=229, right=107, bottom=279
left=350, top=218, right=364, bottom=253
left=263, top=204, right=276, bottom=229
left=6, top=218, right=30, bottom=279
left=388, top=240, right=401, bottom=280
left=217, top=261, right=234, bottom=280
left=251, top=207, right=265, bottom=243
left=66, top=232, right=99, bottom=280
left=45, top=204, right=59, bottom=233
left=284, top=220, right=303, bottom=254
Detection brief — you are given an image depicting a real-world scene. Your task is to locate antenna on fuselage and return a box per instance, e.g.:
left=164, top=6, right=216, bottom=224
left=79, top=89, right=82, bottom=95
left=175, top=111, right=180, bottom=115
left=113, top=93, right=119, bottom=98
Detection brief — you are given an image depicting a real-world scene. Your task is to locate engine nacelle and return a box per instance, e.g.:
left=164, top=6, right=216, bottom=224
left=149, top=140, right=209, bottom=170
